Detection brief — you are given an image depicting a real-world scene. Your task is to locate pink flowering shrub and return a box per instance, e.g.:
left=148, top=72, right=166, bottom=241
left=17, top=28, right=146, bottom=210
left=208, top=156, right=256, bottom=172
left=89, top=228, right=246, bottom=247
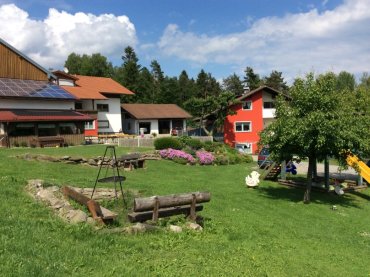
left=159, top=148, right=195, bottom=164
left=196, top=151, right=215, bottom=165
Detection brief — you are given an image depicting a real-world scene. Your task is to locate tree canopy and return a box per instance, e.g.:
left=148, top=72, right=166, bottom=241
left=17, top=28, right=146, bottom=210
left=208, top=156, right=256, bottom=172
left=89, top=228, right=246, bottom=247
left=260, top=72, right=370, bottom=203
left=64, top=53, right=113, bottom=77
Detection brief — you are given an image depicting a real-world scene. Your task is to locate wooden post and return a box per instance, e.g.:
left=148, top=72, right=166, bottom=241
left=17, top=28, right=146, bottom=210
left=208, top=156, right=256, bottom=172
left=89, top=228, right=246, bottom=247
left=189, top=194, right=196, bottom=221
left=358, top=175, right=363, bottom=186
left=324, top=156, right=330, bottom=190
left=152, top=197, right=159, bottom=222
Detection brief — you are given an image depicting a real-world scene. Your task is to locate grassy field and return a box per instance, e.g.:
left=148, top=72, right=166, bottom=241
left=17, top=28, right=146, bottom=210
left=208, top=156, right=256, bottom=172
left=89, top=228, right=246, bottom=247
left=1, top=145, right=370, bottom=276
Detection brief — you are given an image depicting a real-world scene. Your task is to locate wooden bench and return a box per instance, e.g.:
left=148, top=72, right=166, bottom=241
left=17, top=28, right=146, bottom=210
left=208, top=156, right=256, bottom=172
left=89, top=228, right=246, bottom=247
left=62, top=186, right=117, bottom=224
left=128, top=191, right=211, bottom=223
left=119, top=153, right=145, bottom=170
left=33, top=136, right=65, bottom=148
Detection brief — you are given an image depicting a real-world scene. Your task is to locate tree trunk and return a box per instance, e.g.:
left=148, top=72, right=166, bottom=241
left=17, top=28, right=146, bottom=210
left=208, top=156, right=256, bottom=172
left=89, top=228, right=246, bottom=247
left=304, top=157, right=314, bottom=204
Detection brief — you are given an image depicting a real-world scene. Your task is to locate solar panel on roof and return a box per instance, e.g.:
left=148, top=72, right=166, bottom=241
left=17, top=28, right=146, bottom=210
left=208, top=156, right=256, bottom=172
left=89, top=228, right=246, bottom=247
left=0, top=78, right=76, bottom=100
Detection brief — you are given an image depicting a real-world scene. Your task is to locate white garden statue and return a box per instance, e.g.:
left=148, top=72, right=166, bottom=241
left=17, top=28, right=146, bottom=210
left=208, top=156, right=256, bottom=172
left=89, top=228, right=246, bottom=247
left=245, top=171, right=260, bottom=188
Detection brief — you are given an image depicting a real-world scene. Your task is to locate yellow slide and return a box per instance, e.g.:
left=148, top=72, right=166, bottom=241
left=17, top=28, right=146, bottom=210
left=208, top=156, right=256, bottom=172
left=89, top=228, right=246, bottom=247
left=346, top=155, right=370, bottom=184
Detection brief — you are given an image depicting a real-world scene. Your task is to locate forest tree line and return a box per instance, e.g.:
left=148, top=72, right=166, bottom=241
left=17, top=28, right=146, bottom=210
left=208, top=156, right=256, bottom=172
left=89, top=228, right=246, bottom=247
left=64, top=46, right=370, bottom=129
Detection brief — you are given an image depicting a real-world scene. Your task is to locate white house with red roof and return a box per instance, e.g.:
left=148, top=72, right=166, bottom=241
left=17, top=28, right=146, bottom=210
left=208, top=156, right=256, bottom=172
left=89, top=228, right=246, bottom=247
left=0, top=38, right=92, bottom=147
left=121, top=104, right=192, bottom=136
left=54, top=71, right=134, bottom=136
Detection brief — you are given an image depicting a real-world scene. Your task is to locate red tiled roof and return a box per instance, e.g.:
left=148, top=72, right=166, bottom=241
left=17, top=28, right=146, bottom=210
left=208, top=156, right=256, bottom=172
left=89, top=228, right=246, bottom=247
left=0, top=109, right=93, bottom=122
left=121, top=104, right=192, bottom=119
left=61, top=75, right=134, bottom=100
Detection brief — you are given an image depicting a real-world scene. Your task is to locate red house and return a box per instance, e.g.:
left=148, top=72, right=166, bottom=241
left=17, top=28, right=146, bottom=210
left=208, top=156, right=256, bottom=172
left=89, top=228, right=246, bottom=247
left=224, top=86, right=283, bottom=154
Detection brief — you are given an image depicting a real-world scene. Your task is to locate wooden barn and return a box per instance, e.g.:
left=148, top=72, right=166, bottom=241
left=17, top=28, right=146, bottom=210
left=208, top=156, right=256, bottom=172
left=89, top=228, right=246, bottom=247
left=0, top=38, right=92, bottom=147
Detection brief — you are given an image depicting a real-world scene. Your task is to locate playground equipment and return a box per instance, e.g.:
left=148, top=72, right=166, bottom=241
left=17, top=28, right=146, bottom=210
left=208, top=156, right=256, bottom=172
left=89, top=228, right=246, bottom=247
left=346, top=154, right=370, bottom=184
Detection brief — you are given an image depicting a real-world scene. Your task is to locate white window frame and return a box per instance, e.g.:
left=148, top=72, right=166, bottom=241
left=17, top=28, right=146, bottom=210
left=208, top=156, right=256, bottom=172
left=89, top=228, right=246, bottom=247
left=97, top=104, right=109, bottom=112
left=85, top=121, right=95, bottom=130
left=98, top=120, right=109, bottom=129
left=235, top=121, right=252, bottom=132
left=242, top=100, right=252, bottom=110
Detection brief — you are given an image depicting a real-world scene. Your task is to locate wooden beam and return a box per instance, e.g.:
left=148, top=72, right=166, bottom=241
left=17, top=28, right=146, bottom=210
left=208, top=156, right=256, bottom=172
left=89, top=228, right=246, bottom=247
left=62, top=186, right=117, bottom=221
left=134, top=191, right=211, bottom=212
left=128, top=205, right=204, bottom=223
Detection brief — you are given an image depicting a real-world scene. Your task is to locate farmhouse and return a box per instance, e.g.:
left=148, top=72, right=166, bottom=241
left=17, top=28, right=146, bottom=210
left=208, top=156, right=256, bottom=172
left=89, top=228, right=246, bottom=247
left=121, top=104, right=192, bottom=136
left=54, top=71, right=134, bottom=136
left=224, top=86, right=285, bottom=154
left=0, top=38, right=92, bottom=147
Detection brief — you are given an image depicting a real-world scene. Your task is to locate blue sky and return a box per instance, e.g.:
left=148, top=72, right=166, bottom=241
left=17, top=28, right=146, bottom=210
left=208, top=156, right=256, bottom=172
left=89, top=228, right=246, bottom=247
left=0, top=0, right=369, bottom=82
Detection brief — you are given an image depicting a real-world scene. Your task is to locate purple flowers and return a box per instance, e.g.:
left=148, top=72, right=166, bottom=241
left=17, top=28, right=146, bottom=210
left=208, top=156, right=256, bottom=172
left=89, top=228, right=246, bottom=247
left=196, top=151, right=215, bottom=165
left=159, top=148, right=195, bottom=164
left=159, top=148, right=215, bottom=165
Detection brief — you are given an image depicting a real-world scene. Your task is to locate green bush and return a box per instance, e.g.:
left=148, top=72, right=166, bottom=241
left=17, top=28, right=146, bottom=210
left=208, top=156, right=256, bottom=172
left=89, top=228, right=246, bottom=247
left=154, top=137, right=182, bottom=150
left=172, top=157, right=189, bottom=165
left=204, top=141, right=223, bottom=152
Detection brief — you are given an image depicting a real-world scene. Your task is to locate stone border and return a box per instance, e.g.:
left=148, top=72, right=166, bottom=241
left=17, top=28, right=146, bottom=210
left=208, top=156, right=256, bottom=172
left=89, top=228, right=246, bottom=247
left=26, top=180, right=203, bottom=234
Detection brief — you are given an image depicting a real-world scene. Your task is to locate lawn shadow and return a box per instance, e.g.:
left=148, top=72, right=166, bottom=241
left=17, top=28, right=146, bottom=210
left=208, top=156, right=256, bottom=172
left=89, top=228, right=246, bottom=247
left=257, top=183, right=362, bottom=209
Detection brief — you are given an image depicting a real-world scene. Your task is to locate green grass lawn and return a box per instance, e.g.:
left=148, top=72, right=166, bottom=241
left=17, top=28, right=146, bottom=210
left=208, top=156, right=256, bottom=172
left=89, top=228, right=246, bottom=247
left=1, top=145, right=370, bottom=276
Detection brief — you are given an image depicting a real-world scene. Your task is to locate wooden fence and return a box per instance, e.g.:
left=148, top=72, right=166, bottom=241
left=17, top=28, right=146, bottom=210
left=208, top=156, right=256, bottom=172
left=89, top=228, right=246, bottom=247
left=7, top=134, right=85, bottom=147
left=118, top=136, right=213, bottom=148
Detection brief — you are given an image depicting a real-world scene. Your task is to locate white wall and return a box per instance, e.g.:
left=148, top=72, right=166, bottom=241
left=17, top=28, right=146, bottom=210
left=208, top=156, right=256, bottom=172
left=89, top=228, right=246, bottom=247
left=95, top=98, right=122, bottom=133
left=0, top=123, right=4, bottom=134
left=137, top=120, right=158, bottom=134
left=59, top=79, right=74, bottom=86
left=262, top=91, right=276, bottom=118
left=0, top=99, right=74, bottom=110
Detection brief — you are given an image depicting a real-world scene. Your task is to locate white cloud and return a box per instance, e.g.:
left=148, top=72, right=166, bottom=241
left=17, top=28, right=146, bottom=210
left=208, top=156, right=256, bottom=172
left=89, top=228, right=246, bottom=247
left=158, top=0, right=370, bottom=80
left=0, top=4, right=137, bottom=69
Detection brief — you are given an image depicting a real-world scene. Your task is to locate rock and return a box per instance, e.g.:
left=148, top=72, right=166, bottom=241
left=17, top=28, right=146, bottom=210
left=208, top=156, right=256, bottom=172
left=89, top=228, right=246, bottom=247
left=68, top=210, right=88, bottom=224
left=51, top=199, right=66, bottom=209
left=59, top=205, right=74, bottom=217
left=186, top=222, right=203, bottom=231
left=37, top=190, right=55, bottom=202
left=69, top=157, right=83, bottom=162
left=28, top=179, right=44, bottom=188
left=64, top=161, right=77, bottom=165
left=46, top=186, right=59, bottom=192
left=169, top=225, right=182, bottom=233
left=61, top=156, right=71, bottom=160
left=88, top=159, right=97, bottom=166
left=87, top=217, right=96, bottom=225
left=124, top=223, right=159, bottom=234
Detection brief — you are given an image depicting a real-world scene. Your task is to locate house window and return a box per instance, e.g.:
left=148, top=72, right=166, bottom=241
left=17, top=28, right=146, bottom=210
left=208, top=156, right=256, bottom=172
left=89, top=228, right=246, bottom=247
left=139, top=122, right=151, bottom=134
left=98, top=120, right=109, bottom=129
left=97, top=104, right=109, bottom=112
left=263, top=102, right=275, bottom=109
left=85, top=121, right=95, bottom=130
left=235, top=122, right=251, bottom=132
left=38, top=123, right=57, bottom=136
left=59, top=123, right=77, bottom=135
left=75, top=102, right=83, bottom=110
left=242, top=100, right=252, bottom=110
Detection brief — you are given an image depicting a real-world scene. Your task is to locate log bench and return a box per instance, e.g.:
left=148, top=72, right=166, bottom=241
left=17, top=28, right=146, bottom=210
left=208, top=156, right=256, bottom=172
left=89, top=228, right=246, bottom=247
left=128, top=191, right=211, bottom=223
left=62, top=186, right=117, bottom=224
left=33, top=136, right=65, bottom=148
left=119, top=153, right=145, bottom=170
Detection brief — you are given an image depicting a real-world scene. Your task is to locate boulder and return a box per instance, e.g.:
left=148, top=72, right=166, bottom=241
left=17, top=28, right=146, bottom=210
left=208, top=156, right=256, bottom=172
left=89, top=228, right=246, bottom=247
left=186, top=222, right=203, bottom=231
left=169, top=225, right=182, bottom=233
left=68, top=210, right=88, bottom=224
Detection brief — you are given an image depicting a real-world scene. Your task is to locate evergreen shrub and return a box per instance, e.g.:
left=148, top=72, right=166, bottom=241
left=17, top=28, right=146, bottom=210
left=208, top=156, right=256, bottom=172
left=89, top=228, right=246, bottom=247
left=154, top=137, right=182, bottom=150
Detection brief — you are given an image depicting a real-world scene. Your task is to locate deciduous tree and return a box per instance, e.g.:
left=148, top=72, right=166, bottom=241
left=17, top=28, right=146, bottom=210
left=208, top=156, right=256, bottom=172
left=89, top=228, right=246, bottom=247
left=260, top=72, right=370, bottom=203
